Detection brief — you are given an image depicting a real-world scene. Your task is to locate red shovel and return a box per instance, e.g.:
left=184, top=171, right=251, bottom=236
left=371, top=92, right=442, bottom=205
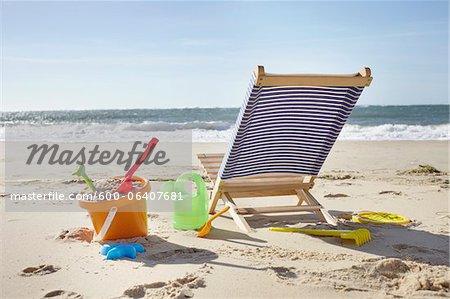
left=114, top=138, right=159, bottom=194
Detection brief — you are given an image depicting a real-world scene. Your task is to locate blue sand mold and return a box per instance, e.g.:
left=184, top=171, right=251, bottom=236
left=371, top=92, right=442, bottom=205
left=101, top=243, right=145, bottom=260
left=101, top=243, right=145, bottom=255
left=107, top=245, right=136, bottom=260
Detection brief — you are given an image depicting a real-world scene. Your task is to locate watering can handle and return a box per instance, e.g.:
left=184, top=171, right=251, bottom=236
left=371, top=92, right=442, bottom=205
left=175, top=172, right=206, bottom=198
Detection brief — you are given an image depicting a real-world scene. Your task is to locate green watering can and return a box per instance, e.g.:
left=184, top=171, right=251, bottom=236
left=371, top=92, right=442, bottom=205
left=162, top=172, right=208, bottom=230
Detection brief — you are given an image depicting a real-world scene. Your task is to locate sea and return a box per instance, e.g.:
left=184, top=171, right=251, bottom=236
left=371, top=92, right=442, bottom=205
left=1, top=105, right=449, bottom=142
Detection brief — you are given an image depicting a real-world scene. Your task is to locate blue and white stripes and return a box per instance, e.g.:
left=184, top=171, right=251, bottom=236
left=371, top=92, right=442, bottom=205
left=219, top=83, right=365, bottom=180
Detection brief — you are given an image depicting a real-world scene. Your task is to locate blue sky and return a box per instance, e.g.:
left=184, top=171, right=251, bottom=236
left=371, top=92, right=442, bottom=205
left=2, top=1, right=448, bottom=111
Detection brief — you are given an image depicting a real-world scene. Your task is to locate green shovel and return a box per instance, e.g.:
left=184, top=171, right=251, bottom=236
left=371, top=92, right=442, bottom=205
left=72, top=164, right=96, bottom=191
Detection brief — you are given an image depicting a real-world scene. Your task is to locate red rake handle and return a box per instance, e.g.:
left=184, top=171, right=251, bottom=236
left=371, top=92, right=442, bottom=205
left=114, top=137, right=159, bottom=193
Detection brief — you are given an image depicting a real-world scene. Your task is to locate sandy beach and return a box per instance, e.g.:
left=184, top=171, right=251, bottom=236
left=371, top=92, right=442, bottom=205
left=1, top=141, right=449, bottom=298
left=2, top=1, right=449, bottom=298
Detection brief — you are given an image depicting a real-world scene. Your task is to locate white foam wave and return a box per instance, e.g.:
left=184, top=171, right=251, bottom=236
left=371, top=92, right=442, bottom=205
left=1, top=123, right=448, bottom=142
left=122, top=121, right=232, bottom=132
left=339, top=124, right=449, bottom=141
left=192, top=124, right=450, bottom=142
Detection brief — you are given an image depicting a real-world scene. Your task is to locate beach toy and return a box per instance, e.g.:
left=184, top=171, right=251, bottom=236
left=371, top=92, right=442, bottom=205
left=162, top=172, right=208, bottom=230
left=197, top=206, right=230, bottom=238
left=101, top=243, right=145, bottom=255
left=101, top=243, right=145, bottom=260
left=103, top=244, right=136, bottom=260
left=352, top=211, right=411, bottom=225
left=79, top=176, right=150, bottom=240
left=115, top=138, right=159, bottom=194
left=72, top=164, right=96, bottom=191
left=269, top=227, right=371, bottom=247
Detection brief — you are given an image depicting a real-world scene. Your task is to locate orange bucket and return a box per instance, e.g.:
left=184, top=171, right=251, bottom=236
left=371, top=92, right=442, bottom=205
left=79, top=176, right=149, bottom=241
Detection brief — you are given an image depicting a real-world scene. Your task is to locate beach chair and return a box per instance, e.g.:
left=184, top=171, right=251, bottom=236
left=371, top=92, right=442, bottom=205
left=198, top=66, right=372, bottom=232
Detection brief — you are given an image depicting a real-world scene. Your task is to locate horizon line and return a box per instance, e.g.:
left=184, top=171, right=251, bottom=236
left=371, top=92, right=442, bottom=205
left=2, top=103, right=450, bottom=113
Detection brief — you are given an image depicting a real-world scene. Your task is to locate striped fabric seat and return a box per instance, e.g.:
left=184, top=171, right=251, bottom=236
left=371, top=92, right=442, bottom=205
left=220, top=76, right=365, bottom=180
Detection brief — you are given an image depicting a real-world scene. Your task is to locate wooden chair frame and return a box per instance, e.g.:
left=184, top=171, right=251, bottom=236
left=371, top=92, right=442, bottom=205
left=197, top=66, right=372, bottom=232
left=254, top=65, right=372, bottom=87
left=198, top=154, right=337, bottom=233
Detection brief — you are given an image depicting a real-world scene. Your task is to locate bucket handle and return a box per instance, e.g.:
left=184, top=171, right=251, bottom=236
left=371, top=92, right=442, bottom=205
left=94, top=206, right=118, bottom=242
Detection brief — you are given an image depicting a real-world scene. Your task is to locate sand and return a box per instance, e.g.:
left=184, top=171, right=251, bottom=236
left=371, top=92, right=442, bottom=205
left=1, top=141, right=449, bottom=298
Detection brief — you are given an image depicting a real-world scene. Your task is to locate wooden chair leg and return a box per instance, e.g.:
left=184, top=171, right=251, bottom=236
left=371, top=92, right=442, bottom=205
left=317, top=209, right=338, bottom=226
left=223, top=193, right=254, bottom=233
left=303, top=190, right=338, bottom=226
left=295, top=190, right=305, bottom=206
left=297, top=189, right=324, bottom=221
left=209, top=179, right=222, bottom=214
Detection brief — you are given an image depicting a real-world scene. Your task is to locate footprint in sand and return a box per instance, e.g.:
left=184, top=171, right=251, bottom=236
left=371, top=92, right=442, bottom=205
left=324, top=193, right=349, bottom=198
left=308, top=258, right=449, bottom=295
left=379, top=190, right=402, bottom=195
left=392, top=243, right=449, bottom=265
left=268, top=266, right=297, bottom=280
left=393, top=243, right=430, bottom=254
left=123, top=265, right=211, bottom=298
left=56, top=227, right=93, bottom=243
left=20, top=264, right=61, bottom=277
left=145, top=247, right=214, bottom=262
left=42, top=290, right=83, bottom=298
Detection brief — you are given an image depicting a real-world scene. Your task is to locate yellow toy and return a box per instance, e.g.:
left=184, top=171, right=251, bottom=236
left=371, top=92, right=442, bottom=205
left=269, top=227, right=371, bottom=246
left=352, top=211, right=411, bottom=225
left=197, top=206, right=230, bottom=238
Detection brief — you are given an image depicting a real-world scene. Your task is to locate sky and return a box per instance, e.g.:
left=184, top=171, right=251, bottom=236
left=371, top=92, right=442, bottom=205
left=2, top=1, right=449, bottom=111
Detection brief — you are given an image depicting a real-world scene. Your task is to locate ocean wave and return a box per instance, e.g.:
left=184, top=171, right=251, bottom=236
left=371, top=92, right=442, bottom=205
left=340, top=124, right=449, bottom=140
left=193, top=124, right=450, bottom=142
left=1, top=123, right=448, bottom=142
left=122, top=121, right=232, bottom=132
